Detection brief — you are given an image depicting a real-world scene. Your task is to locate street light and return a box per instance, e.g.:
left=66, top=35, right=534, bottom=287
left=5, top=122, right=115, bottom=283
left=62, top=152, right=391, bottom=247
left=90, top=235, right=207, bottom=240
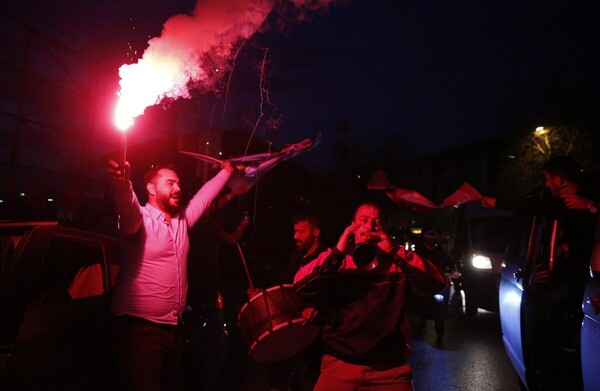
left=533, top=126, right=551, bottom=156
left=534, top=126, right=550, bottom=137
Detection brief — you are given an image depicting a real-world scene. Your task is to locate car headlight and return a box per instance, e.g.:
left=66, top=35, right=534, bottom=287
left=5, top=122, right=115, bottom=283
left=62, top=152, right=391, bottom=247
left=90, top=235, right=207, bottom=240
left=471, top=254, right=492, bottom=270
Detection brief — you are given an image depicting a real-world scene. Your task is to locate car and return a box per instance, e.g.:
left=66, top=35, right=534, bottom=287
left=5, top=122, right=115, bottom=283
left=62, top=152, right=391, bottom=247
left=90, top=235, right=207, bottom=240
left=0, top=221, right=227, bottom=390
left=0, top=221, right=121, bottom=390
left=581, top=219, right=600, bottom=391
left=499, top=210, right=600, bottom=390
left=453, top=201, right=512, bottom=315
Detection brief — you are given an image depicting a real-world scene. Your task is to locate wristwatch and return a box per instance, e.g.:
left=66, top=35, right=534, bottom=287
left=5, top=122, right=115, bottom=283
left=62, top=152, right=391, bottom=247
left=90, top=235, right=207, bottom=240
left=588, top=202, right=598, bottom=214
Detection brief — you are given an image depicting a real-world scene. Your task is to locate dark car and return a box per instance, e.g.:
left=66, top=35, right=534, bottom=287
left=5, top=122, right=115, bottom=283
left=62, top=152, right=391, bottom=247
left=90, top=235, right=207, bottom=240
left=499, top=210, right=600, bottom=390
left=0, top=221, right=227, bottom=390
left=453, top=201, right=512, bottom=315
left=0, top=221, right=120, bottom=390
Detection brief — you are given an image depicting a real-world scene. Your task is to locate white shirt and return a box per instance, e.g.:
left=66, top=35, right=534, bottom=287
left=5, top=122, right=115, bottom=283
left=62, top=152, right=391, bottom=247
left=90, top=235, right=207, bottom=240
left=111, top=169, right=230, bottom=325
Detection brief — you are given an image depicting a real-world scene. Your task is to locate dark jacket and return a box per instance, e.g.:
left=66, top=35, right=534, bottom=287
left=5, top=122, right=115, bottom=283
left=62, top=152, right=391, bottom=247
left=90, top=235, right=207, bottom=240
left=277, top=243, right=328, bottom=284
left=293, top=246, right=447, bottom=366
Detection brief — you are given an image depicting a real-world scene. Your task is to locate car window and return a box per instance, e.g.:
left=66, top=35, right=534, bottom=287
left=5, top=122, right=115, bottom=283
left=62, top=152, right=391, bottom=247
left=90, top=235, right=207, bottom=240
left=528, top=215, right=558, bottom=270
left=30, top=240, right=106, bottom=305
left=505, top=213, right=533, bottom=263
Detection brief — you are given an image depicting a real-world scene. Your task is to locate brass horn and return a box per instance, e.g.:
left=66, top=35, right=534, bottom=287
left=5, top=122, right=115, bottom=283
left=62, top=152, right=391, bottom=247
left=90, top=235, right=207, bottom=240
left=352, top=242, right=381, bottom=271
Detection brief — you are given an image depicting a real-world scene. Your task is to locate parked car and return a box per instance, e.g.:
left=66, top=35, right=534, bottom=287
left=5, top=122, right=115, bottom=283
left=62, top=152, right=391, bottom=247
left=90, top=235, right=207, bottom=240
left=581, top=218, right=600, bottom=391
left=0, top=221, right=227, bottom=390
left=499, top=210, right=600, bottom=390
left=453, top=201, right=512, bottom=315
left=0, top=221, right=121, bottom=390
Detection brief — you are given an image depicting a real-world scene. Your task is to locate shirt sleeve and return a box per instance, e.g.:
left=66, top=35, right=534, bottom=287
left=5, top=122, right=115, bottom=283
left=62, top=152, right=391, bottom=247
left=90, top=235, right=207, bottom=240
left=184, top=169, right=231, bottom=227
left=114, top=182, right=144, bottom=236
left=293, top=248, right=343, bottom=285
left=293, top=248, right=348, bottom=310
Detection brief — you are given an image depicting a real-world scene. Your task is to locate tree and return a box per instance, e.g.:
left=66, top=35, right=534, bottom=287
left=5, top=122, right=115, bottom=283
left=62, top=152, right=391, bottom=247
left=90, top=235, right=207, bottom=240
left=499, top=125, right=597, bottom=197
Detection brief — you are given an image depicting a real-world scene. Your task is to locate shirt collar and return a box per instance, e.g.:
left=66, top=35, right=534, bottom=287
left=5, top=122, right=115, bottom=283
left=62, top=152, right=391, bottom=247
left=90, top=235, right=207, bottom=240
left=146, top=203, right=167, bottom=222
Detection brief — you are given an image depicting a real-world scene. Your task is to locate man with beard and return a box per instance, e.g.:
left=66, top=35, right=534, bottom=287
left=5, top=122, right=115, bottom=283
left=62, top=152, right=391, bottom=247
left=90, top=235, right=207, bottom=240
left=242, top=212, right=326, bottom=391
left=268, top=212, right=327, bottom=390
left=278, top=212, right=327, bottom=284
left=106, top=159, right=233, bottom=391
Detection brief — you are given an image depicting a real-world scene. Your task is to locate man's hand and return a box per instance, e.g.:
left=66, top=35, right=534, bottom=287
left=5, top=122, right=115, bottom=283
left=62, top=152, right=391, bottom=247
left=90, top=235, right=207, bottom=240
left=238, top=216, right=250, bottom=230
left=371, top=231, right=395, bottom=254
left=221, top=161, right=234, bottom=174
left=336, top=223, right=359, bottom=253
left=531, top=264, right=550, bottom=286
left=107, top=160, right=130, bottom=193
left=561, top=194, right=594, bottom=210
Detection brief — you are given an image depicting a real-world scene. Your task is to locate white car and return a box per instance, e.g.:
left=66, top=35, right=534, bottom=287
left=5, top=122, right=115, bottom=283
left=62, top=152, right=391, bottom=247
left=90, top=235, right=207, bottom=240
left=454, top=201, right=512, bottom=315
left=581, top=216, right=600, bottom=391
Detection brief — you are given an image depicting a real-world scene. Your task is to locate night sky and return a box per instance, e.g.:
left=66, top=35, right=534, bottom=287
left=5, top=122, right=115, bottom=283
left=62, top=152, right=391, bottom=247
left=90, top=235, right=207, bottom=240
left=257, top=0, right=600, bottom=168
left=2, top=0, right=600, bottom=173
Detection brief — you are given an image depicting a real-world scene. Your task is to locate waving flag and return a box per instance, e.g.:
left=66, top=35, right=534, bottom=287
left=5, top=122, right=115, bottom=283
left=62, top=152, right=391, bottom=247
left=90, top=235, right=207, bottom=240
left=367, top=170, right=438, bottom=210
left=180, top=133, right=321, bottom=194
left=441, top=182, right=482, bottom=207
left=368, top=170, right=483, bottom=210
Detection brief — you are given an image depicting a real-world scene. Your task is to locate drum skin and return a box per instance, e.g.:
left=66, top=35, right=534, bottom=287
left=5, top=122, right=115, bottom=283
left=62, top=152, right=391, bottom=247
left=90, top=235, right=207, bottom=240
left=238, top=284, right=320, bottom=364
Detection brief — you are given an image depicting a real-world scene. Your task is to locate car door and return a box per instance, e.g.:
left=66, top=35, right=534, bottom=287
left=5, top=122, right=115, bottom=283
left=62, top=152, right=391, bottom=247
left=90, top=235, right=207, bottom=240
left=1, top=227, right=119, bottom=390
left=581, top=215, right=600, bottom=391
left=499, top=212, right=534, bottom=388
left=501, top=209, right=572, bottom=390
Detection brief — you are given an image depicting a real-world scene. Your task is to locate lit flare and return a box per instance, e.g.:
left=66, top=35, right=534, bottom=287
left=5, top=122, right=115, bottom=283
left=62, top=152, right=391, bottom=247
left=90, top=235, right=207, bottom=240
left=113, top=51, right=196, bottom=130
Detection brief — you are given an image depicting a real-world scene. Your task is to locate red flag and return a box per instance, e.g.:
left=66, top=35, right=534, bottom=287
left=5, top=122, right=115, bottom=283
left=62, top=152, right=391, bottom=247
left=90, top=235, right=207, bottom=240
left=441, top=182, right=482, bottom=207
left=384, top=188, right=439, bottom=210
left=368, top=170, right=438, bottom=210
left=368, top=171, right=484, bottom=211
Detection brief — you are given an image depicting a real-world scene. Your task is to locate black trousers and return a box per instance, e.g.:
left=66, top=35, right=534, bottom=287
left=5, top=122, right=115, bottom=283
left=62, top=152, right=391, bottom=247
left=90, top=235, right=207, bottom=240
left=109, top=315, right=182, bottom=391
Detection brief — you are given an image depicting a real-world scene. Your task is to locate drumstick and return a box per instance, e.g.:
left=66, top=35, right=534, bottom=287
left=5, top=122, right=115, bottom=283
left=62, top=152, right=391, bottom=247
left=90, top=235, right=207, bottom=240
left=236, top=243, right=256, bottom=294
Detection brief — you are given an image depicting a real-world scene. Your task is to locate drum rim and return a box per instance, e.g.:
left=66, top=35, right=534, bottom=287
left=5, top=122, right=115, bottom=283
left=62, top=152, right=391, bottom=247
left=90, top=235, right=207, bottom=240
left=248, top=320, right=321, bottom=363
left=238, top=284, right=297, bottom=313
left=248, top=317, right=318, bottom=349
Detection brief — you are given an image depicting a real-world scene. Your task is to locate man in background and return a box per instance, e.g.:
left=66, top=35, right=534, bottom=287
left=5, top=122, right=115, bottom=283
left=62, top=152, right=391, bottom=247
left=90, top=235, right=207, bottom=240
left=278, top=212, right=327, bottom=284
left=243, top=211, right=326, bottom=390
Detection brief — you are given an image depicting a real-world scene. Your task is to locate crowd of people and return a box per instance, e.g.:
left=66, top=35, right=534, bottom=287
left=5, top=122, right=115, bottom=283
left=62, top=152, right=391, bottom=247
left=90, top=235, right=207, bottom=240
left=104, top=154, right=598, bottom=391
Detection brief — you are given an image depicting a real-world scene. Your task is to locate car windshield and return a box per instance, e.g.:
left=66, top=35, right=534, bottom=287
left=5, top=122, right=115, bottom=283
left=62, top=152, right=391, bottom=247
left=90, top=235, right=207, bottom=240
left=470, top=216, right=512, bottom=253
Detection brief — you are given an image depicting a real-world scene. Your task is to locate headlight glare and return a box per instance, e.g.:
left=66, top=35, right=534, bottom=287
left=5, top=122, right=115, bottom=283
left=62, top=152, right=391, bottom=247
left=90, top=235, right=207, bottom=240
left=472, top=254, right=492, bottom=269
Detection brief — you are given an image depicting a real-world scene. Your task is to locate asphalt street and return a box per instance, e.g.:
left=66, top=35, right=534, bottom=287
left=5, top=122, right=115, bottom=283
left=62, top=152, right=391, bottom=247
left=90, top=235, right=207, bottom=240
left=408, top=295, right=521, bottom=391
